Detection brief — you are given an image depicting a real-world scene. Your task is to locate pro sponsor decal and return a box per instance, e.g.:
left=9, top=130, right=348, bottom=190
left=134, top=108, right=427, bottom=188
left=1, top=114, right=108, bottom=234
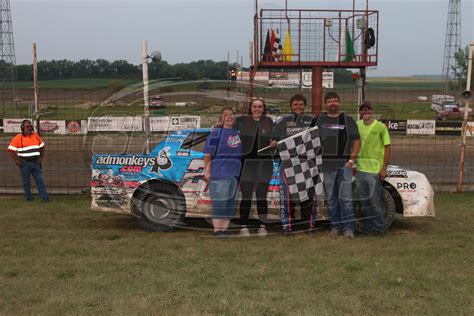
left=396, top=182, right=417, bottom=193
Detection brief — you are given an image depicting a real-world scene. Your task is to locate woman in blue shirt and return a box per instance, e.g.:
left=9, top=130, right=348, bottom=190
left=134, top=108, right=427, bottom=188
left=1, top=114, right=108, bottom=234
left=203, top=107, right=242, bottom=238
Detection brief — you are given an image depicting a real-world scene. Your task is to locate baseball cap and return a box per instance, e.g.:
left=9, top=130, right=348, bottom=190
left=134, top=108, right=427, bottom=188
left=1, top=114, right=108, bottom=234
left=358, top=101, right=373, bottom=111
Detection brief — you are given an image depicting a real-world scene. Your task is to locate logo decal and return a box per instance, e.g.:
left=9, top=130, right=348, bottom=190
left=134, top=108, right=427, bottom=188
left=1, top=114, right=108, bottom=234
left=151, top=146, right=173, bottom=175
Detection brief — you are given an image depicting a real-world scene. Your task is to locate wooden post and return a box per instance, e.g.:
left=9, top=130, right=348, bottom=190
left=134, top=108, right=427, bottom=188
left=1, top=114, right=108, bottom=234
left=457, top=42, right=474, bottom=193
left=312, top=66, right=323, bottom=116
left=32, top=43, right=40, bottom=136
left=142, top=40, right=151, bottom=154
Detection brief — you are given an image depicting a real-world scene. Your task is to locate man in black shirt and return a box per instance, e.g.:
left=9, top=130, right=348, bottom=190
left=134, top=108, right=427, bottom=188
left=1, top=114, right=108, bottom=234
left=312, top=92, right=360, bottom=239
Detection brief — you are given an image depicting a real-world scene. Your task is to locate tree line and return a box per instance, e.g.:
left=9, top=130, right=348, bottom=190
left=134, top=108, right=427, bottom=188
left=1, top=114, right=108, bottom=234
left=3, top=59, right=356, bottom=83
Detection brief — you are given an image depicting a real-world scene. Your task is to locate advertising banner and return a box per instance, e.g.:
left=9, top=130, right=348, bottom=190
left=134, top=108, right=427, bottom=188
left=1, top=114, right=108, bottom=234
left=269, top=71, right=300, bottom=87
left=150, top=116, right=200, bottom=132
left=435, top=121, right=462, bottom=136
left=467, top=122, right=474, bottom=137
left=87, top=117, right=143, bottom=132
left=150, top=117, right=170, bottom=132
left=37, top=120, right=66, bottom=134
left=380, top=119, right=407, bottom=135
left=406, top=120, right=436, bottom=135
left=302, top=72, right=334, bottom=89
left=3, top=118, right=29, bottom=133
left=66, top=120, right=82, bottom=134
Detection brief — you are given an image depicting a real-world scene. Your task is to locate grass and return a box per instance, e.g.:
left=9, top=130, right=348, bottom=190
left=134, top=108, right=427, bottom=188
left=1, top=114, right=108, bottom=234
left=366, top=76, right=445, bottom=90
left=0, top=194, right=473, bottom=314
left=15, top=79, right=139, bottom=90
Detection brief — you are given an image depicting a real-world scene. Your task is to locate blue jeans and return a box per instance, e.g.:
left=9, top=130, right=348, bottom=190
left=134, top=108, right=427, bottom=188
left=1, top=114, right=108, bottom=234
left=355, top=171, right=384, bottom=233
left=209, top=178, right=238, bottom=219
left=19, top=160, right=49, bottom=201
left=323, top=167, right=355, bottom=232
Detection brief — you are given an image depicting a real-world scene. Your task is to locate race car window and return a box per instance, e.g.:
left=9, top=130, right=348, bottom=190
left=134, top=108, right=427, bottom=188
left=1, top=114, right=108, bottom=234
left=180, top=131, right=210, bottom=152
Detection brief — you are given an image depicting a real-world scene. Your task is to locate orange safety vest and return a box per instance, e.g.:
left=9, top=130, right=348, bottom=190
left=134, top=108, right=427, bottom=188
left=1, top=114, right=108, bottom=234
left=7, top=133, right=45, bottom=160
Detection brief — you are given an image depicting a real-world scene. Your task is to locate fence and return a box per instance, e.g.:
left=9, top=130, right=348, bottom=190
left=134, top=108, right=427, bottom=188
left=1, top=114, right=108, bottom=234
left=1, top=80, right=473, bottom=194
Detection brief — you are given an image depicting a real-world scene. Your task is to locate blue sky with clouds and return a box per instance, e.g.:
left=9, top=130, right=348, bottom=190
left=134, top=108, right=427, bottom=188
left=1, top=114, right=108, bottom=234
left=11, top=0, right=473, bottom=76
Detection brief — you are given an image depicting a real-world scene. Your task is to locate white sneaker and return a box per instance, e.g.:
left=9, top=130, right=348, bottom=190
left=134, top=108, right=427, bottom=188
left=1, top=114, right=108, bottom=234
left=240, top=227, right=251, bottom=237
left=257, top=227, right=268, bottom=238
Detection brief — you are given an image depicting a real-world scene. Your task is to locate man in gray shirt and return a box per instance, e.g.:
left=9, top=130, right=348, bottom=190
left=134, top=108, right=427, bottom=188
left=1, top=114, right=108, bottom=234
left=312, top=92, right=360, bottom=239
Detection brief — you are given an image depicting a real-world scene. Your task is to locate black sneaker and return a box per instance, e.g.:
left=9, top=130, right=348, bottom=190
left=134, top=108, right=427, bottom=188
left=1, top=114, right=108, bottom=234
left=373, top=231, right=385, bottom=237
left=213, top=231, right=228, bottom=239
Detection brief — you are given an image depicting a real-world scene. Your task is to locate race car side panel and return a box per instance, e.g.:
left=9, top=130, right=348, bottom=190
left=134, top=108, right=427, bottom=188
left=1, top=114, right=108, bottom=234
left=386, top=169, right=435, bottom=217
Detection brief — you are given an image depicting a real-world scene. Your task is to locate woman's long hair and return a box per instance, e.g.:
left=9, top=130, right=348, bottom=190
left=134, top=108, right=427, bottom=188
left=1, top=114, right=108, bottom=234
left=244, top=98, right=272, bottom=132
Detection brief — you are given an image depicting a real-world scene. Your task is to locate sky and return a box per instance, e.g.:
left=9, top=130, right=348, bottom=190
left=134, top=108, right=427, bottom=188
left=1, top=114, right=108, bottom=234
left=11, top=0, right=474, bottom=76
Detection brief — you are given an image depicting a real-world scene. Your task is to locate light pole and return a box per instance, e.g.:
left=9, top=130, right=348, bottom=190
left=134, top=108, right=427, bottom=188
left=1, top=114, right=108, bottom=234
left=456, top=42, right=473, bottom=193
left=141, top=40, right=162, bottom=154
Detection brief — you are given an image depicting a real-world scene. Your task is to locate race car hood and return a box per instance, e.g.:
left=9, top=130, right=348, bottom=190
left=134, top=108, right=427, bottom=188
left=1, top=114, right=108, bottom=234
left=386, top=167, right=435, bottom=217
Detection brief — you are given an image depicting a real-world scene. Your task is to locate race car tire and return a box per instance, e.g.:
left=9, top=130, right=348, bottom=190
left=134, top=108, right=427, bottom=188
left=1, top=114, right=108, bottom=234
left=354, top=186, right=396, bottom=232
left=133, top=184, right=186, bottom=232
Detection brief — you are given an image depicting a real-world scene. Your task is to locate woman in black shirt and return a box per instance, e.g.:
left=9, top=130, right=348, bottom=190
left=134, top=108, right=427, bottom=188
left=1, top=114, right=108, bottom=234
left=235, top=98, right=274, bottom=237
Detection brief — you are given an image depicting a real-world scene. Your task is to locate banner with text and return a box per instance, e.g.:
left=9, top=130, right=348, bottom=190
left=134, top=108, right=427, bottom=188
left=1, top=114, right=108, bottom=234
left=435, top=121, right=462, bottom=136
left=380, top=119, right=407, bottom=135
left=407, top=120, right=436, bottom=135
left=87, top=117, right=143, bottom=132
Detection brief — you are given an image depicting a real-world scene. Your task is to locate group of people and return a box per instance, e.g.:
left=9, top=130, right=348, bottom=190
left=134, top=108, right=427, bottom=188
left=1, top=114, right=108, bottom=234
left=8, top=93, right=391, bottom=240
left=203, top=92, right=391, bottom=239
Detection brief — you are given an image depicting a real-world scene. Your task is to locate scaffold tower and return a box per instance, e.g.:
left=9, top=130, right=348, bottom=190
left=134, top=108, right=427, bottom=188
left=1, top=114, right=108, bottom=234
left=0, top=0, right=17, bottom=106
left=442, top=0, right=461, bottom=87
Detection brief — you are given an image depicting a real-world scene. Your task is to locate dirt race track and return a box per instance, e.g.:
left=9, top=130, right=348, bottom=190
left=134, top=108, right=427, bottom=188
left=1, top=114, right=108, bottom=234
left=1, top=134, right=473, bottom=194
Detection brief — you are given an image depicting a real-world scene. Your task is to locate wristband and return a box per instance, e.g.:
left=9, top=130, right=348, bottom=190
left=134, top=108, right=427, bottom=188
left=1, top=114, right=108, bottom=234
left=348, top=159, right=355, bottom=164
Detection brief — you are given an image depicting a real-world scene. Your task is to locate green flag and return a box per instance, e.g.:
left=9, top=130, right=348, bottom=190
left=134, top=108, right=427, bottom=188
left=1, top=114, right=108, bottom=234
left=344, top=29, right=355, bottom=62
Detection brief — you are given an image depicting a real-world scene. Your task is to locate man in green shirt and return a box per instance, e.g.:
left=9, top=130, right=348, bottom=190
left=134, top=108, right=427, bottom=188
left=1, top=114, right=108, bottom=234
left=356, top=101, right=391, bottom=236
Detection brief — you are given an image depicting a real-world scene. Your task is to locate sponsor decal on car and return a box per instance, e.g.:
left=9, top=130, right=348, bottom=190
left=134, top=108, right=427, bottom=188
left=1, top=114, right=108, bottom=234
left=387, top=170, right=408, bottom=178
left=396, top=182, right=417, bottom=193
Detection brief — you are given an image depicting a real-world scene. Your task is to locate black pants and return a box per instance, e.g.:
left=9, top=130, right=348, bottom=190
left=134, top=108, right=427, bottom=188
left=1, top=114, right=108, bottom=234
left=239, top=158, right=273, bottom=227
left=285, top=197, right=316, bottom=231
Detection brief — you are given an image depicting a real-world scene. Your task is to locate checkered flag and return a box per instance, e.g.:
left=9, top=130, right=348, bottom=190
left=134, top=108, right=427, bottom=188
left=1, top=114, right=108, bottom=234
left=278, top=126, right=324, bottom=202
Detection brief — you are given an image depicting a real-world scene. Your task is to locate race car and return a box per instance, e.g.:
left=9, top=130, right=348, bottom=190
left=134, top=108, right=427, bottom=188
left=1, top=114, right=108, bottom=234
left=91, top=129, right=435, bottom=232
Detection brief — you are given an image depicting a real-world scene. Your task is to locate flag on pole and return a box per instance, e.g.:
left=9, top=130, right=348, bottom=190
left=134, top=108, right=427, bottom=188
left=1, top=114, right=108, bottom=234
left=282, top=30, right=294, bottom=62
left=270, top=29, right=276, bottom=57
left=337, top=28, right=346, bottom=61
left=273, top=29, right=282, bottom=60
left=344, top=28, right=356, bottom=62
left=278, top=126, right=324, bottom=202
left=263, top=29, right=271, bottom=61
